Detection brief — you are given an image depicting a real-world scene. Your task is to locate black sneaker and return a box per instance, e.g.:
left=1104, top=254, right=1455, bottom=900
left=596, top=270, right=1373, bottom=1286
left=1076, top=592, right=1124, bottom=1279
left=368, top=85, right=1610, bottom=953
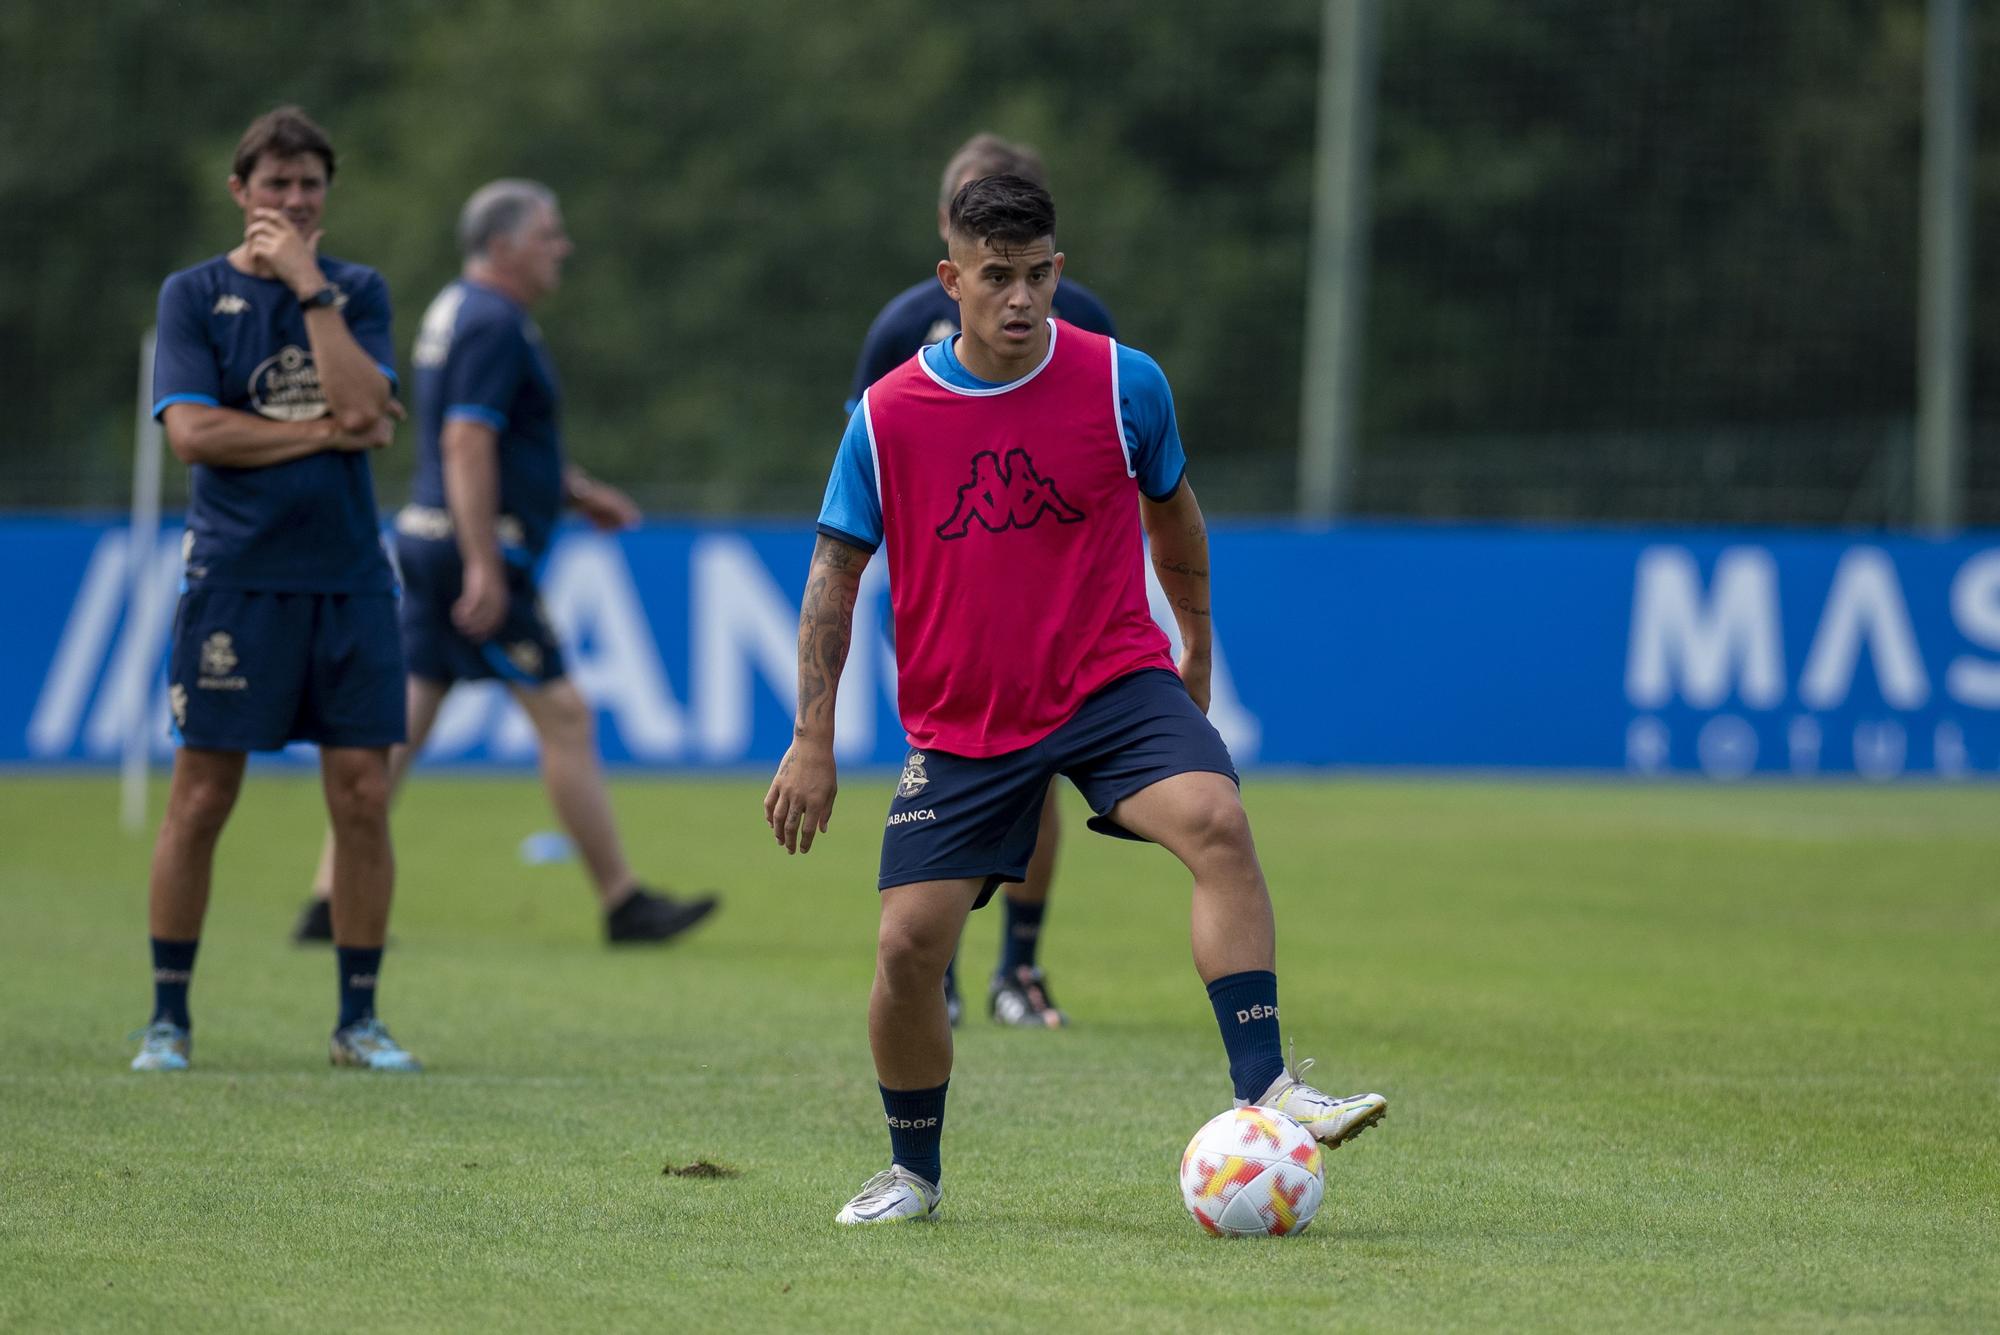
left=605, top=886, right=719, bottom=944
left=291, top=896, right=333, bottom=945
left=989, top=966, right=1067, bottom=1028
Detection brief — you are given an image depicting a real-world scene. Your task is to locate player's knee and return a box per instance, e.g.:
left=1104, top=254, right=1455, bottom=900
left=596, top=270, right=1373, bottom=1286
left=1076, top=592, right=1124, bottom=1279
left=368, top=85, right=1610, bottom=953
left=170, top=773, right=239, bottom=837
left=876, top=918, right=953, bottom=989
left=533, top=683, right=594, bottom=750
left=1183, top=797, right=1255, bottom=861
left=325, top=765, right=392, bottom=827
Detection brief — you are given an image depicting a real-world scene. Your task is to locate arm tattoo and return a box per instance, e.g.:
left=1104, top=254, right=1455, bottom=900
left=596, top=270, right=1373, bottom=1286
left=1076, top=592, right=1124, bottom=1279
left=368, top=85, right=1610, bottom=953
left=1153, top=556, right=1208, bottom=579
left=796, top=537, right=863, bottom=731
left=1144, top=492, right=1214, bottom=635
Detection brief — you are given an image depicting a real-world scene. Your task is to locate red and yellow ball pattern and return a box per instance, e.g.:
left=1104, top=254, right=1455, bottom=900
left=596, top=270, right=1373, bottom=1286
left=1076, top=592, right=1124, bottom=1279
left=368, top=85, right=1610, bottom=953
left=1178, top=1105, right=1326, bottom=1237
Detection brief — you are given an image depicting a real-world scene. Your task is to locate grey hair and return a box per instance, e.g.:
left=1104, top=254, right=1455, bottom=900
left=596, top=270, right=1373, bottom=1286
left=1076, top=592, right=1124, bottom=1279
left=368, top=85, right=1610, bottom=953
left=457, top=179, right=558, bottom=258
left=939, top=134, right=1047, bottom=212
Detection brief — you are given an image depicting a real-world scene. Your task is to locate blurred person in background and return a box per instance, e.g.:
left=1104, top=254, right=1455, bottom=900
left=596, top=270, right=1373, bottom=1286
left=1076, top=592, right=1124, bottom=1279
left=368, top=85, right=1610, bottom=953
left=135, top=106, right=421, bottom=1074
left=292, top=179, right=720, bottom=947
left=845, top=133, right=1121, bottom=1031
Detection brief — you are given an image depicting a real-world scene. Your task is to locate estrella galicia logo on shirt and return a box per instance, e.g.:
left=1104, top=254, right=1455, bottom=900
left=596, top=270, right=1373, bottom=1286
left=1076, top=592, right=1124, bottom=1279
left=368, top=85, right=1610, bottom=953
left=935, top=448, right=1084, bottom=541
left=897, top=751, right=930, bottom=798
left=248, top=344, right=327, bottom=421
left=197, top=632, right=247, bottom=691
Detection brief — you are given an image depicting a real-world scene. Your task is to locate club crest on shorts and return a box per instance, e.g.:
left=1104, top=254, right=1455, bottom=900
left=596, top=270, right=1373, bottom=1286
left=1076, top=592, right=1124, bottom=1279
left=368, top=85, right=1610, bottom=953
left=197, top=632, right=247, bottom=691
left=505, top=640, right=544, bottom=676
left=201, top=632, right=237, bottom=677
left=897, top=752, right=930, bottom=798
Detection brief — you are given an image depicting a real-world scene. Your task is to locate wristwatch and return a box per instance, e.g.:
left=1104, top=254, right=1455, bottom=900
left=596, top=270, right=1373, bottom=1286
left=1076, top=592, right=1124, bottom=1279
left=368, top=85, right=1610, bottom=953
left=300, top=284, right=341, bottom=309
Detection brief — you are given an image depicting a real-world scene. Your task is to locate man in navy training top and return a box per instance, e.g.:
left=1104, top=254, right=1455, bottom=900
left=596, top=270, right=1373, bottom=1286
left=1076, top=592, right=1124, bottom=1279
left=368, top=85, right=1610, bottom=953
left=134, top=106, right=420, bottom=1073
left=291, top=179, right=719, bottom=946
left=769, top=174, right=1389, bottom=1223
left=847, top=133, right=1119, bottom=1031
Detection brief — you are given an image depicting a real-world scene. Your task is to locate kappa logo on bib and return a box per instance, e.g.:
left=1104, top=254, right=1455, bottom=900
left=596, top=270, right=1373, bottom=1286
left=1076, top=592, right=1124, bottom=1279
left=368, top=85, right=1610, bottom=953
left=935, top=448, right=1084, bottom=540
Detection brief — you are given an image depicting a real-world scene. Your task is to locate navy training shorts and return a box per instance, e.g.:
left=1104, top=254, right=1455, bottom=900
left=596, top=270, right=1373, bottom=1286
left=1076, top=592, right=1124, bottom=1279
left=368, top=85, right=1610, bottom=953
left=394, top=530, right=566, bottom=687
left=878, top=668, right=1239, bottom=906
left=168, top=584, right=405, bottom=752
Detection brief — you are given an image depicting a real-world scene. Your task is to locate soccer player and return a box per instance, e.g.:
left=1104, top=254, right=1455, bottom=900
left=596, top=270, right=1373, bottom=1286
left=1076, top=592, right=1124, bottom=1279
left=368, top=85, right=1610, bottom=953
left=290, top=179, right=719, bottom=946
left=133, top=106, right=419, bottom=1073
left=846, top=133, right=1121, bottom=1031
left=766, top=175, right=1388, bottom=1224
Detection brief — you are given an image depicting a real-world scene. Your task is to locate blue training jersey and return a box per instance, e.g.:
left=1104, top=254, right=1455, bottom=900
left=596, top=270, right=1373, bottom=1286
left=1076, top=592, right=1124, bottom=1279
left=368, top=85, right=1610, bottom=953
left=151, top=254, right=398, bottom=593
left=408, top=280, right=566, bottom=561
left=818, top=325, right=1187, bottom=553
left=844, top=275, right=1117, bottom=415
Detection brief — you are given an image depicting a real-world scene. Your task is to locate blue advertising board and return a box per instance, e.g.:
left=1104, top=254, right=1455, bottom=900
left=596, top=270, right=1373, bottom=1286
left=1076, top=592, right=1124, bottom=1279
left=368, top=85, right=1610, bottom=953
left=8, top=517, right=1999, bottom=777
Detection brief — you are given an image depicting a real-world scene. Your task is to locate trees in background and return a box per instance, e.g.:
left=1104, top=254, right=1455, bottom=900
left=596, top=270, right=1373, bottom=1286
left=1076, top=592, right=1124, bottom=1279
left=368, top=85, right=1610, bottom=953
left=3, top=0, right=1992, bottom=517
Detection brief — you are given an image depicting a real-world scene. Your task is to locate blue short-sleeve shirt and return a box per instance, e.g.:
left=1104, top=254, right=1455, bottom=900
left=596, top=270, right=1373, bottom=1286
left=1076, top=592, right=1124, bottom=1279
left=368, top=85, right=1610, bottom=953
left=151, top=254, right=398, bottom=592
left=408, top=280, right=566, bottom=560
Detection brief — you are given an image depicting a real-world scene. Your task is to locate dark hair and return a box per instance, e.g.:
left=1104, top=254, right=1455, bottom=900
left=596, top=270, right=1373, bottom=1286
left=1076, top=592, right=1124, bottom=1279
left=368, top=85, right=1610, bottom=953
left=232, top=105, right=336, bottom=182
left=939, top=133, right=1048, bottom=211
left=947, top=174, right=1056, bottom=250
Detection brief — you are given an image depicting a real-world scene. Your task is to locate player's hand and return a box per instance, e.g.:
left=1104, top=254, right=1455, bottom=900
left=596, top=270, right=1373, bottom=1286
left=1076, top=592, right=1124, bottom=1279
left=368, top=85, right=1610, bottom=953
left=326, top=401, right=404, bottom=452
left=571, top=477, right=641, bottom=532
left=330, top=415, right=394, bottom=452
left=764, top=739, right=837, bottom=854
left=1179, top=646, right=1213, bottom=714
left=453, top=558, right=509, bottom=641
left=244, top=208, right=325, bottom=296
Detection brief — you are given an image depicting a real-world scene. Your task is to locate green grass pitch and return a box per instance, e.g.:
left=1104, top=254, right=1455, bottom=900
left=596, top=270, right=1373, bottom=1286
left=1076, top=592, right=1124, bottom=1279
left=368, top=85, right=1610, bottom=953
left=2, top=773, right=1995, bottom=1331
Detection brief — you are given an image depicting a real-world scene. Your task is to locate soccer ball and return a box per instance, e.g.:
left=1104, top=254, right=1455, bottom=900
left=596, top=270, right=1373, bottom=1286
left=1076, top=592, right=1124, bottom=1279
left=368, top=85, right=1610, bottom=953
left=1178, top=1105, right=1325, bottom=1237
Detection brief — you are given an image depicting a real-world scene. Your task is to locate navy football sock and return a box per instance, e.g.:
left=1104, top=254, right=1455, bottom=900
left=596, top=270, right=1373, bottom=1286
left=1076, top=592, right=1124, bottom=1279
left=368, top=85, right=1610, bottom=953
left=336, top=946, right=384, bottom=1030
left=996, top=896, right=1046, bottom=977
left=1206, top=970, right=1286, bottom=1101
left=880, top=1080, right=948, bottom=1186
left=150, top=937, right=199, bottom=1029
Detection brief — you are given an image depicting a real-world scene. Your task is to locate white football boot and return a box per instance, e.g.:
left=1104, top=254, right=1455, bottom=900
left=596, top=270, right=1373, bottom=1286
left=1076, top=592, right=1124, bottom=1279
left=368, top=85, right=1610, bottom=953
left=834, top=1165, right=942, bottom=1225
left=1241, top=1045, right=1387, bottom=1148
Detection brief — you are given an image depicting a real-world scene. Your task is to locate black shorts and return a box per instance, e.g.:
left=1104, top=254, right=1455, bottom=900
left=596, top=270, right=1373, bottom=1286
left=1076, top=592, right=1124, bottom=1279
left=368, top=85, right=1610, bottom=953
left=394, top=531, right=566, bottom=687
left=877, top=668, right=1238, bottom=906
left=168, top=585, right=405, bottom=752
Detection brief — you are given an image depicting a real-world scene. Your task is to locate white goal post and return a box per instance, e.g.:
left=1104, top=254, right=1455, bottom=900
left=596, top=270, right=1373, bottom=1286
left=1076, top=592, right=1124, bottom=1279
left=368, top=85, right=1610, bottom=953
left=121, top=328, right=162, bottom=833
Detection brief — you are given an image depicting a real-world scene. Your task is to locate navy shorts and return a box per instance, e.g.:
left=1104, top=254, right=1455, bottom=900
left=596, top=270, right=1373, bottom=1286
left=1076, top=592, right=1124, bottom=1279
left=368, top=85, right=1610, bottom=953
left=878, top=668, right=1238, bottom=906
left=168, top=585, right=405, bottom=752
left=395, top=532, right=566, bottom=687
